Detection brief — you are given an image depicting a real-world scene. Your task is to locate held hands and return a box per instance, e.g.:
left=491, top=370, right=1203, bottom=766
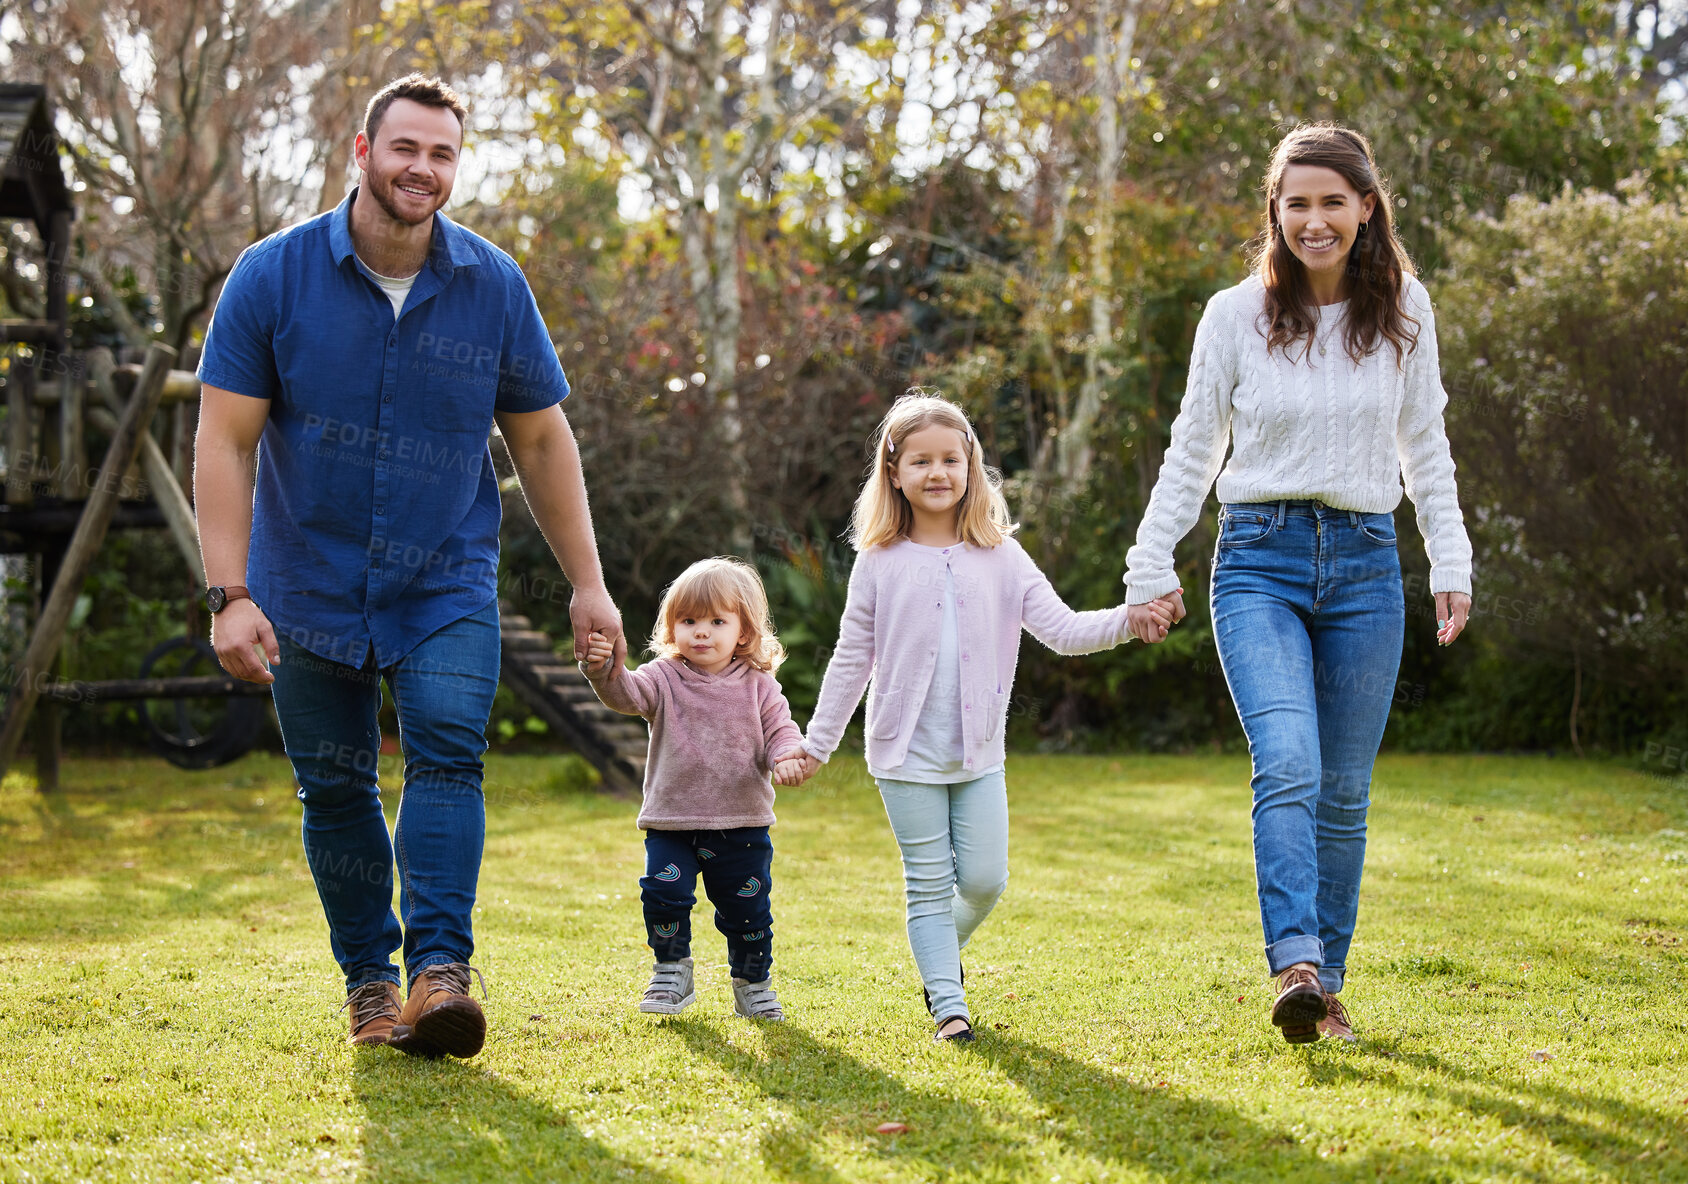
left=211, top=599, right=280, bottom=684
left=1435, top=591, right=1471, bottom=646
left=571, top=584, right=625, bottom=667
left=583, top=630, right=616, bottom=673
left=773, top=749, right=821, bottom=787
left=1126, top=589, right=1187, bottom=644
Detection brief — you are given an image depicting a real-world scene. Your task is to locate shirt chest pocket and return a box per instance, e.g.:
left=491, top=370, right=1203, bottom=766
left=411, top=335, right=501, bottom=435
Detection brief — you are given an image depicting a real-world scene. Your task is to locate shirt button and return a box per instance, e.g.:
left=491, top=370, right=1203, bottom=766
left=379, top=449, right=389, bottom=459
left=964, top=704, right=971, bottom=711
left=383, top=394, right=392, bottom=403
left=963, top=654, right=970, bottom=662
left=389, top=336, right=397, bottom=346
left=374, top=505, right=385, bottom=515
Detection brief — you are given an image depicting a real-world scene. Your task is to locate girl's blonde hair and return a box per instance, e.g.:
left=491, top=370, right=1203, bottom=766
left=849, top=390, right=1017, bottom=550
left=648, top=556, right=786, bottom=672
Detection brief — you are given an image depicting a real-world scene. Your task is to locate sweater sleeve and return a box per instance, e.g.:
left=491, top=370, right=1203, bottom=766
left=760, top=677, right=804, bottom=772
left=800, top=550, right=876, bottom=764
left=1122, top=286, right=1240, bottom=604
left=1016, top=542, right=1132, bottom=655
left=1398, top=280, right=1474, bottom=597
left=579, top=657, right=661, bottom=718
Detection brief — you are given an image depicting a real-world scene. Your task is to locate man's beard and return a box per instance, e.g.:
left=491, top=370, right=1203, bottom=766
left=366, top=166, right=440, bottom=230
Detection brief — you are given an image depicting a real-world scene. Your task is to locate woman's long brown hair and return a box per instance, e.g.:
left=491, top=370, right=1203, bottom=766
left=1250, top=123, right=1420, bottom=366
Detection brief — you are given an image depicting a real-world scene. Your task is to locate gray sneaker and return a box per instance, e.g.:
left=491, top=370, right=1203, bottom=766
left=731, top=976, right=785, bottom=1021
left=638, top=958, right=695, bottom=1014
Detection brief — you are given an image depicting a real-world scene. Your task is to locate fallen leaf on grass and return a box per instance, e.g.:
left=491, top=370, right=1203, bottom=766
left=1236, top=995, right=1245, bottom=1003
left=875, top=1122, right=909, bottom=1135
left=1530, top=1049, right=1553, bottom=1062
left=316, top=1134, right=336, bottom=1144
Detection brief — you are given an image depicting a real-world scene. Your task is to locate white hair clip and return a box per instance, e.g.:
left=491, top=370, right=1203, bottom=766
left=886, top=437, right=896, bottom=454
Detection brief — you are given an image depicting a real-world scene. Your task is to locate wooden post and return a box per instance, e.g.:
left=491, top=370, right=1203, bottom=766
left=33, top=539, right=65, bottom=792
left=60, top=372, right=85, bottom=499
left=6, top=355, right=34, bottom=506
left=0, top=342, right=177, bottom=785
left=87, top=405, right=205, bottom=586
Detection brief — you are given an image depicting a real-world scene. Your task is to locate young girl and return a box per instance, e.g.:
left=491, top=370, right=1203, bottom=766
left=582, top=556, right=810, bottom=1021
left=788, top=392, right=1178, bottom=1042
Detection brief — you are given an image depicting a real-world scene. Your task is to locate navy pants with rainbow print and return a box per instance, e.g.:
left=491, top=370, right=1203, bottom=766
left=641, top=826, right=774, bottom=982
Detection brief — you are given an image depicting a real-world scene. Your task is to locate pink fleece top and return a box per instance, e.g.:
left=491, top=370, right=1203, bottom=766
left=802, top=537, right=1132, bottom=776
left=582, top=655, right=802, bottom=830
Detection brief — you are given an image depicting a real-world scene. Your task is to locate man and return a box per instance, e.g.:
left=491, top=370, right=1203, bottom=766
left=194, top=74, right=624, bottom=1058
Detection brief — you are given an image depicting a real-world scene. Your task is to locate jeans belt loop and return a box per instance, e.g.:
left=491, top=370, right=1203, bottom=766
left=1274, top=500, right=1288, bottom=529
left=1349, top=509, right=1360, bottom=528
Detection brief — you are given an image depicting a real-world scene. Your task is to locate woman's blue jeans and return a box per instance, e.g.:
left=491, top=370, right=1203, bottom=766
left=269, top=602, right=500, bottom=993
left=1211, top=501, right=1404, bottom=995
left=877, top=771, right=1009, bottom=1023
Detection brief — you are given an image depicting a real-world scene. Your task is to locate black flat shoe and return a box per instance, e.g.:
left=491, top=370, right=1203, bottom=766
left=933, top=1014, right=974, bottom=1042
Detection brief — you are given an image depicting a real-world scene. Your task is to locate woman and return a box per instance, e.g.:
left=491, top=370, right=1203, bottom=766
left=1123, top=123, right=1473, bottom=1044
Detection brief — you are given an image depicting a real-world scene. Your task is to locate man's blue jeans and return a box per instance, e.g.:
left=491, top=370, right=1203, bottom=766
left=1211, top=501, right=1404, bottom=995
left=269, top=602, right=500, bottom=993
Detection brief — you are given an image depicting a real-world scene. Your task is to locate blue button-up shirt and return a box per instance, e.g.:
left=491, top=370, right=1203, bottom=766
left=197, top=188, right=569, bottom=668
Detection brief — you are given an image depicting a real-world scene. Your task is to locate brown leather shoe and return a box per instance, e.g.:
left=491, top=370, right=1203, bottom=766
left=388, top=963, right=487, bottom=1059
left=1318, top=994, right=1357, bottom=1043
left=342, top=981, right=402, bottom=1046
left=1270, top=966, right=1328, bottom=1044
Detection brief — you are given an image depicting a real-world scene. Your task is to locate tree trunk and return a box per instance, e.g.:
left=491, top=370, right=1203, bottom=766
left=1056, top=0, right=1136, bottom=491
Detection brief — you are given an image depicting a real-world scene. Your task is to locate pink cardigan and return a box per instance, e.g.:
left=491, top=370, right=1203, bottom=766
left=582, top=655, right=802, bottom=830
left=801, top=537, right=1132, bottom=776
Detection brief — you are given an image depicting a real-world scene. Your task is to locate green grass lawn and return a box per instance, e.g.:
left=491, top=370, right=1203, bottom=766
left=1, top=751, right=1684, bottom=1183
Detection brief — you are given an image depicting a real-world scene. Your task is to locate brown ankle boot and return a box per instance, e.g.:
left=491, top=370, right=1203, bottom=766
left=1318, top=994, right=1357, bottom=1043
left=342, top=981, right=402, bottom=1046
left=388, top=963, right=487, bottom=1059
left=1270, top=966, right=1328, bottom=1044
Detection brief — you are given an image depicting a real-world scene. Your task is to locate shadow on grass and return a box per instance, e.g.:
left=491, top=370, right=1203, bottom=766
left=663, top=1018, right=1685, bottom=1182
left=1301, top=1033, right=1688, bottom=1178
left=351, top=1049, right=678, bottom=1184
left=982, top=1031, right=1681, bottom=1182
left=669, top=1018, right=1041, bottom=1182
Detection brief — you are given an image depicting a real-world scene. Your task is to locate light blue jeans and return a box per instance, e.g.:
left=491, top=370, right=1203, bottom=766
left=1211, top=500, right=1405, bottom=995
left=876, top=770, right=1009, bottom=1022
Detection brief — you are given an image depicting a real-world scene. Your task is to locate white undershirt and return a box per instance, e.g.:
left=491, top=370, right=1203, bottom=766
left=356, top=254, right=420, bottom=320
left=871, top=567, right=970, bottom=784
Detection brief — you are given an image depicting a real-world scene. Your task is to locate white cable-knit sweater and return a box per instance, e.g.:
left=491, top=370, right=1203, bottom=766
left=1123, top=273, right=1473, bottom=604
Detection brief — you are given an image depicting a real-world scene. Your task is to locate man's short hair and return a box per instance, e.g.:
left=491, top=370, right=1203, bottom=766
left=363, top=74, right=467, bottom=145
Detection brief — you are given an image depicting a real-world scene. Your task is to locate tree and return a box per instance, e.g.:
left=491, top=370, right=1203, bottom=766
left=2, top=0, right=367, bottom=351
left=1435, top=182, right=1688, bottom=753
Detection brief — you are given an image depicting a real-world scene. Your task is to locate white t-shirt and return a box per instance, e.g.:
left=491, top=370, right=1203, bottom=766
left=356, top=254, right=419, bottom=320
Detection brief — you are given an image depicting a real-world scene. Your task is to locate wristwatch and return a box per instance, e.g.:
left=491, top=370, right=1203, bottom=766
left=205, top=585, right=251, bottom=614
